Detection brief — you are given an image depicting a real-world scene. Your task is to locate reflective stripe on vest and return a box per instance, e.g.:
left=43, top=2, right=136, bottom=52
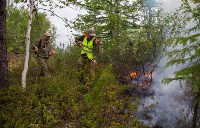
left=81, top=36, right=95, bottom=60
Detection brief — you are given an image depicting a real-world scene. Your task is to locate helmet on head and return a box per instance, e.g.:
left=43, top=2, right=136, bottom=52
left=45, top=31, right=51, bottom=37
left=88, top=28, right=96, bottom=36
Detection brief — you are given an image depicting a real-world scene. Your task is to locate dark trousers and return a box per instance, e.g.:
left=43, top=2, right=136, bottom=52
left=78, top=54, right=95, bottom=83
left=37, top=57, right=48, bottom=76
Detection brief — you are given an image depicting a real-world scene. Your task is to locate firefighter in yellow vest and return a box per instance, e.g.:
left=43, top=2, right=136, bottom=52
left=75, top=28, right=100, bottom=83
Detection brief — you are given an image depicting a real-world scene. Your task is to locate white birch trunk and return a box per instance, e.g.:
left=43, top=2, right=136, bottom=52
left=21, top=0, right=34, bottom=89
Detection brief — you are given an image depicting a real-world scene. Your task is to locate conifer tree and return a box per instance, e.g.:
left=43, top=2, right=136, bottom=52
left=163, top=0, right=200, bottom=127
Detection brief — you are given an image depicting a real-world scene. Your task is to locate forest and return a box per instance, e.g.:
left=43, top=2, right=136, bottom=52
left=0, top=0, right=199, bottom=128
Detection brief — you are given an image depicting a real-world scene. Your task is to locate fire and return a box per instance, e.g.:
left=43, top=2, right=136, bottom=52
left=144, top=71, right=154, bottom=79
left=139, top=82, right=151, bottom=89
left=129, top=70, right=154, bottom=89
left=130, top=71, right=137, bottom=78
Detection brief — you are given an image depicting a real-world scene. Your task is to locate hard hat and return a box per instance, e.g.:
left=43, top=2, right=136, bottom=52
left=45, top=32, right=51, bottom=37
left=88, top=28, right=96, bottom=36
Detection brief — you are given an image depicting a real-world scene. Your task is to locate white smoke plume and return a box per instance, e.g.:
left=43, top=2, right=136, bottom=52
left=139, top=52, right=191, bottom=127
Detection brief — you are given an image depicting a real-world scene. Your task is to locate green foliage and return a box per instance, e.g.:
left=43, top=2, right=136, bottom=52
left=1, top=48, right=144, bottom=127
left=73, top=0, right=139, bottom=44
left=82, top=65, right=143, bottom=127
left=6, top=5, right=28, bottom=52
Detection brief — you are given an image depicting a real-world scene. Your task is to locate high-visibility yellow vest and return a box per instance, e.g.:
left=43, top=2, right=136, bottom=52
left=81, top=36, right=95, bottom=60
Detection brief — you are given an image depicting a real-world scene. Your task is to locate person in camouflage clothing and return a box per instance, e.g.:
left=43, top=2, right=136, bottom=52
left=32, top=32, right=56, bottom=77
left=75, top=28, right=100, bottom=83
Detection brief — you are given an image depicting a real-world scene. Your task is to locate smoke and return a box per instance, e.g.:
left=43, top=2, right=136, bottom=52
left=143, top=0, right=160, bottom=7
left=142, top=0, right=182, bottom=8
left=161, top=0, right=182, bottom=12
left=138, top=51, right=191, bottom=127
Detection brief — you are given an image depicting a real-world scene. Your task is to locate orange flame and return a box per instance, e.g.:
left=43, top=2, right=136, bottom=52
left=129, top=70, right=154, bottom=89
left=130, top=71, right=137, bottom=78
left=144, top=71, right=154, bottom=79
left=139, top=82, right=151, bottom=89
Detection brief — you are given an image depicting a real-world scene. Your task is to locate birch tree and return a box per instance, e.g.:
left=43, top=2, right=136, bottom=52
left=21, top=0, right=34, bottom=88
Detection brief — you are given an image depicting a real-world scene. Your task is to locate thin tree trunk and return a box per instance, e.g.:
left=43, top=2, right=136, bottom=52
left=21, top=0, right=34, bottom=89
left=192, top=94, right=200, bottom=128
left=0, top=0, right=8, bottom=88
